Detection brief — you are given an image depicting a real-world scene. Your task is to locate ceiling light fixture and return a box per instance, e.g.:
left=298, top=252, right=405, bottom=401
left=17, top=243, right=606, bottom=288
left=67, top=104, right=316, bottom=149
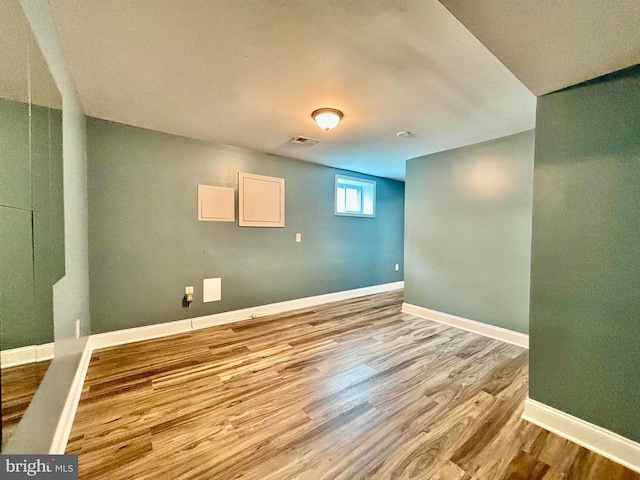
left=311, top=108, right=343, bottom=131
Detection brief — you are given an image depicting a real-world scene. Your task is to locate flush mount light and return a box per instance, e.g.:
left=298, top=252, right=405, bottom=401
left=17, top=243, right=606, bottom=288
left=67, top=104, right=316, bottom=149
left=311, top=108, right=343, bottom=131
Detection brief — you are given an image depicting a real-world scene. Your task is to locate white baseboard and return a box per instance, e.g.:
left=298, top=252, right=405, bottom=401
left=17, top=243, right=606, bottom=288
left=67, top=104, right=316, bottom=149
left=36, top=343, right=56, bottom=361
left=90, top=282, right=404, bottom=350
left=1, top=342, right=55, bottom=368
left=401, top=303, right=529, bottom=349
left=49, top=340, right=93, bottom=455
left=192, top=281, right=405, bottom=330
left=89, top=319, right=193, bottom=350
left=523, top=398, right=640, bottom=473
left=48, top=282, right=403, bottom=453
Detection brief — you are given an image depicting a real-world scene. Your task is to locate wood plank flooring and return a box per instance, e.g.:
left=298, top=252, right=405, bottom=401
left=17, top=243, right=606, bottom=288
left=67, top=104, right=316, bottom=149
left=66, top=291, right=639, bottom=479
left=1, top=359, right=52, bottom=450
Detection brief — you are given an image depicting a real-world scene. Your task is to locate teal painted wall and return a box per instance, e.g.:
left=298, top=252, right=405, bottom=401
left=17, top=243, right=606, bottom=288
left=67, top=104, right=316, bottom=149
left=0, top=99, right=62, bottom=350
left=530, top=66, right=640, bottom=442
left=404, top=130, right=535, bottom=334
left=87, top=118, right=405, bottom=334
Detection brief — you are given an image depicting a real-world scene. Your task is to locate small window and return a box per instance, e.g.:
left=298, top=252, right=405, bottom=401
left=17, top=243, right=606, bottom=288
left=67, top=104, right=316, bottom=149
left=335, top=175, right=375, bottom=217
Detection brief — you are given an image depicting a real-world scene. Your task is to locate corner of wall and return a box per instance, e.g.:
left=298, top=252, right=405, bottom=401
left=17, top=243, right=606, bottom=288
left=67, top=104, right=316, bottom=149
left=9, top=0, right=91, bottom=454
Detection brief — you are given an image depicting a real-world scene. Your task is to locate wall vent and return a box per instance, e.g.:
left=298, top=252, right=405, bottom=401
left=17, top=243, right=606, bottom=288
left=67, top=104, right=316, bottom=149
left=290, top=135, right=320, bottom=145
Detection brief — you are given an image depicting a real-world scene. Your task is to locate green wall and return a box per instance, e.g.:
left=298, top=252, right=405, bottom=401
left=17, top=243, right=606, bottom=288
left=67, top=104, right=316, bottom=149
left=404, top=130, right=534, bottom=334
left=0, top=99, right=63, bottom=350
left=87, top=118, right=405, bottom=334
left=530, top=66, right=640, bottom=442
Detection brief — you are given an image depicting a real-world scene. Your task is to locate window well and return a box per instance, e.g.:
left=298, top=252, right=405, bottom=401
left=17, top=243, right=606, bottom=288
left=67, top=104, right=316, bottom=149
left=335, top=175, right=376, bottom=218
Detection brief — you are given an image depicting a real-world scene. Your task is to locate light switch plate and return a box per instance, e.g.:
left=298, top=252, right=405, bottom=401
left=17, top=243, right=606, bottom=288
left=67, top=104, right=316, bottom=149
left=296, top=233, right=301, bottom=243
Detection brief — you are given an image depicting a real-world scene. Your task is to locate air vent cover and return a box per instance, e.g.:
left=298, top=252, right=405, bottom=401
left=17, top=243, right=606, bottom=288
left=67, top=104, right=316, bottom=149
left=290, top=135, right=320, bottom=145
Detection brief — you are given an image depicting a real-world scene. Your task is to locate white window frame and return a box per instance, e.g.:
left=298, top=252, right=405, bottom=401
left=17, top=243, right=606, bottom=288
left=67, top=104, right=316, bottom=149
left=334, top=174, right=376, bottom=218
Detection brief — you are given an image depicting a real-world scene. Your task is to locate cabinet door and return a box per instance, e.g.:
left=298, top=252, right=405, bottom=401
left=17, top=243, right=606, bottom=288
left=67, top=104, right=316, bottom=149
left=0, top=98, right=30, bottom=209
left=0, top=207, right=36, bottom=350
left=33, top=211, right=54, bottom=344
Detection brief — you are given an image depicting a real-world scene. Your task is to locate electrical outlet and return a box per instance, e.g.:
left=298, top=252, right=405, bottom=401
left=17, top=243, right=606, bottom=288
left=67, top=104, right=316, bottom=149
left=184, top=286, right=194, bottom=306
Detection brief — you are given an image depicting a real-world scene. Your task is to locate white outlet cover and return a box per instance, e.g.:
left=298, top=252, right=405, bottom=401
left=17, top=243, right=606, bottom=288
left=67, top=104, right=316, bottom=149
left=185, top=286, right=194, bottom=295
left=295, top=233, right=301, bottom=242
left=203, top=278, right=221, bottom=302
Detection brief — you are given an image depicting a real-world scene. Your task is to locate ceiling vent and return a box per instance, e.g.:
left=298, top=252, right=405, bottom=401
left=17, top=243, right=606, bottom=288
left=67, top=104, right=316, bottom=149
left=290, top=135, right=320, bottom=146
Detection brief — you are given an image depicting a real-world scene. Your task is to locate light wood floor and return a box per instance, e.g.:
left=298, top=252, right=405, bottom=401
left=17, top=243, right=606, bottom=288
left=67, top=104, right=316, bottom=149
left=1, top=359, right=52, bottom=450
left=66, top=291, right=639, bottom=479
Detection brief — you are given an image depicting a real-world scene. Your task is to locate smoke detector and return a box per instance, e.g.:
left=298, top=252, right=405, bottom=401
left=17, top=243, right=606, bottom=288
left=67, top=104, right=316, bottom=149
left=290, top=135, right=320, bottom=145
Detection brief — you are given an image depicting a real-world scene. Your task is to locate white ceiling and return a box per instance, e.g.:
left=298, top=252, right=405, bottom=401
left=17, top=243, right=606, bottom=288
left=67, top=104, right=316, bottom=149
left=46, top=0, right=538, bottom=180
left=439, top=0, right=640, bottom=96
left=40, top=1, right=640, bottom=180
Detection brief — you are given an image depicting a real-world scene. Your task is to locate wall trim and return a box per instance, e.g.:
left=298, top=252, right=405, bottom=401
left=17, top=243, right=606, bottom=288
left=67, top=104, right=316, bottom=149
left=49, top=340, right=93, bottom=454
left=192, top=282, right=405, bottom=330
left=48, top=282, right=403, bottom=453
left=89, top=319, right=193, bottom=351
left=523, top=397, right=640, bottom=474
left=1, top=342, right=55, bottom=368
left=401, top=303, right=529, bottom=349
left=89, top=282, right=404, bottom=350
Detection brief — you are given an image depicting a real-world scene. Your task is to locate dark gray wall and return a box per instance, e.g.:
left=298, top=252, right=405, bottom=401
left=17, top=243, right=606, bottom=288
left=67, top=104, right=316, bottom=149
left=529, top=65, right=640, bottom=442
left=404, top=130, right=534, bottom=334
left=87, top=118, right=405, bottom=334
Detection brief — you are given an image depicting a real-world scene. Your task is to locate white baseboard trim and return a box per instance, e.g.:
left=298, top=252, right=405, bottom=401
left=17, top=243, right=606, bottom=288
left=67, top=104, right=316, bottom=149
left=90, top=282, right=404, bottom=350
left=47, top=282, right=403, bottom=453
left=192, top=281, right=405, bottom=330
left=36, top=343, right=55, bottom=361
left=401, top=303, right=529, bottom=349
left=49, top=340, right=93, bottom=454
left=523, top=397, right=640, bottom=473
left=1, top=342, right=55, bottom=368
left=89, top=319, right=193, bottom=350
